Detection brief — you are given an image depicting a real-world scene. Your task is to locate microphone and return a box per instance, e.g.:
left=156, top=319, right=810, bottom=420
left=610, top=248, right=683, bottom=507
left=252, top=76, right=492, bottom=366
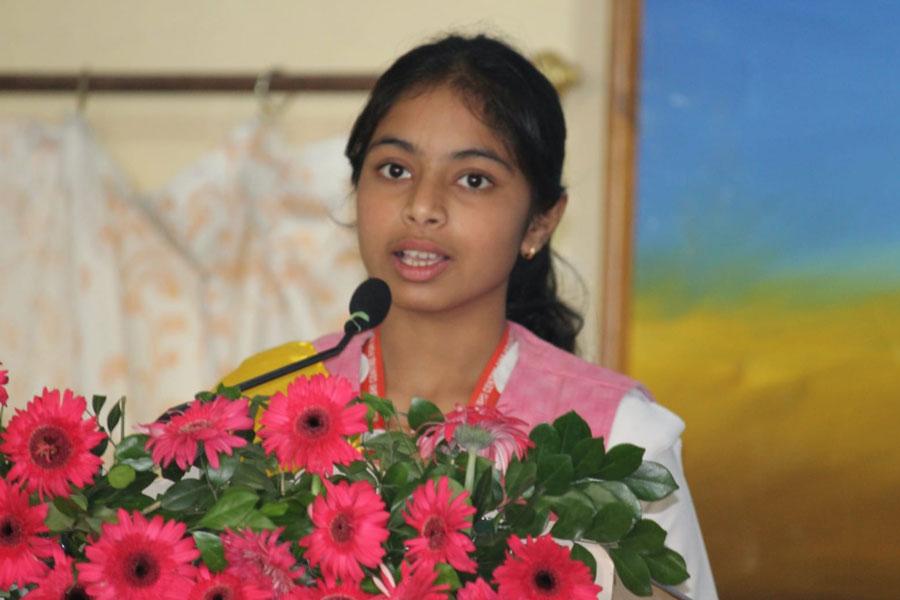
left=233, top=278, right=391, bottom=392
left=345, top=277, right=392, bottom=335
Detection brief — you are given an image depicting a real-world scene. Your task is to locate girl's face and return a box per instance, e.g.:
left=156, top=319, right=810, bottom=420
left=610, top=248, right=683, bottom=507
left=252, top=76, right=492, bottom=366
left=356, top=84, right=546, bottom=317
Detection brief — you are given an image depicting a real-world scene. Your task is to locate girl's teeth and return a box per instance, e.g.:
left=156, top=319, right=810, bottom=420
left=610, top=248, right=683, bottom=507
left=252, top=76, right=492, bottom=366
left=399, top=250, right=443, bottom=266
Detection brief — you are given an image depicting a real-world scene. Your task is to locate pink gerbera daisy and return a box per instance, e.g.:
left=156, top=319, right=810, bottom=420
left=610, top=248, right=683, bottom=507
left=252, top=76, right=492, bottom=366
left=300, top=480, right=389, bottom=584
left=492, top=535, right=602, bottom=600
left=222, top=528, right=303, bottom=598
left=417, top=405, right=532, bottom=472
left=188, top=565, right=271, bottom=600
left=373, top=561, right=449, bottom=600
left=23, top=547, right=87, bottom=600
left=0, top=478, right=55, bottom=588
left=0, top=363, right=9, bottom=406
left=403, top=476, right=476, bottom=572
left=456, top=578, right=499, bottom=600
left=258, top=374, right=367, bottom=475
left=77, top=509, right=200, bottom=599
left=141, top=396, right=253, bottom=470
left=291, top=580, right=376, bottom=599
left=0, top=387, right=106, bottom=499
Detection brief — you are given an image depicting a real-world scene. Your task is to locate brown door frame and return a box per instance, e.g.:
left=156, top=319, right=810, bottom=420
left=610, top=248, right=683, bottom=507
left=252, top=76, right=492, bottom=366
left=600, top=0, right=642, bottom=373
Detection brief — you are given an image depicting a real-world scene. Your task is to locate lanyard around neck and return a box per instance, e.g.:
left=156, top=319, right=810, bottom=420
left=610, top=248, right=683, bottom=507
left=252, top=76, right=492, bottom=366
left=360, top=325, right=512, bottom=409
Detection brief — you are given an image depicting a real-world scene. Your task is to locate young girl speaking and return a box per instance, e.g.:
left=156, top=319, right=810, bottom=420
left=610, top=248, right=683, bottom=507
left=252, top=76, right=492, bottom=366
left=228, top=34, right=717, bottom=599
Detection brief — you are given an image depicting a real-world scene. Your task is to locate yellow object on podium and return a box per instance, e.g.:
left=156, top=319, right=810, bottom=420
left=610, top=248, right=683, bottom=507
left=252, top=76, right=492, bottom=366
left=219, top=341, right=328, bottom=397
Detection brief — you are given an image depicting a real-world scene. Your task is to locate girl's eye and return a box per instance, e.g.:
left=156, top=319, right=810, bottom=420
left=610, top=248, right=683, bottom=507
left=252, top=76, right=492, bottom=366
left=378, top=163, right=411, bottom=180
left=458, top=173, right=493, bottom=190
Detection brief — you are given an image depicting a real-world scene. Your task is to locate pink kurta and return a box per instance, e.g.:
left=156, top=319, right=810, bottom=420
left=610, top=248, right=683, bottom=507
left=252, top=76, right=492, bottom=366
left=313, top=321, right=646, bottom=442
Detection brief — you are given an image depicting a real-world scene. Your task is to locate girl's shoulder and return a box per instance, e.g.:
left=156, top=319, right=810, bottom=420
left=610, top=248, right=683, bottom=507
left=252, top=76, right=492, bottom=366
left=508, top=321, right=646, bottom=395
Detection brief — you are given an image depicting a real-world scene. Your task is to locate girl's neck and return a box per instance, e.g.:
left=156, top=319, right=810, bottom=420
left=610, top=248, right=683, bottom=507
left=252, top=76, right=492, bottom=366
left=377, top=303, right=507, bottom=413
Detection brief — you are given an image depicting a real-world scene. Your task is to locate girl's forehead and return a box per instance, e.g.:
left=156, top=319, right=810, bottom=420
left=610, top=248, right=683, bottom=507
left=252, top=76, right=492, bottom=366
left=370, top=85, right=513, bottom=160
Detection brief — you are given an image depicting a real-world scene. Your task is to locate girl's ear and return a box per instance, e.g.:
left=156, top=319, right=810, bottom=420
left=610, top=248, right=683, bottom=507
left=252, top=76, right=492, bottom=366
left=520, top=194, right=568, bottom=258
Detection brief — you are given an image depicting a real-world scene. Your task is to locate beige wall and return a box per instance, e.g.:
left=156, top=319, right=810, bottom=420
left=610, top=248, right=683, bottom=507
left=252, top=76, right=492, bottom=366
left=0, top=0, right=612, bottom=361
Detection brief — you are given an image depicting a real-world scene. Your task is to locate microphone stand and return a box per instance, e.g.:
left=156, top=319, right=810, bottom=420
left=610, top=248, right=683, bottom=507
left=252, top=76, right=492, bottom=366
left=233, top=328, right=356, bottom=392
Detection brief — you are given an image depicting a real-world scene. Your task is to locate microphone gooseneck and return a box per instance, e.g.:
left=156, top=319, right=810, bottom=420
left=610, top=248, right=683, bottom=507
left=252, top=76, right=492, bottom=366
left=235, top=278, right=392, bottom=393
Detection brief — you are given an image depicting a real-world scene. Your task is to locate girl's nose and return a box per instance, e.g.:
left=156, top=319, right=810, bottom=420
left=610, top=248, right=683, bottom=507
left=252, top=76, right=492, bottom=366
left=402, top=178, right=447, bottom=228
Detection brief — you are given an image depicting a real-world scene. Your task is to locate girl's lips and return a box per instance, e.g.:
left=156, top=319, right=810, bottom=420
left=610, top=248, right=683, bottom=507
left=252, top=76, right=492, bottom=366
left=390, top=240, right=451, bottom=283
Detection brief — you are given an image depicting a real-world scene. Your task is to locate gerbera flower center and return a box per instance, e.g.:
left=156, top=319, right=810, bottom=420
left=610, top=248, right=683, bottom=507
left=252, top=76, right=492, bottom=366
left=534, top=568, right=558, bottom=591
left=28, top=424, right=73, bottom=469
left=423, top=516, right=448, bottom=550
left=295, top=407, right=331, bottom=438
left=123, top=550, right=161, bottom=587
left=179, top=418, right=213, bottom=434
left=322, top=595, right=356, bottom=600
left=0, top=516, right=23, bottom=546
left=329, top=512, right=355, bottom=543
left=203, top=585, right=234, bottom=600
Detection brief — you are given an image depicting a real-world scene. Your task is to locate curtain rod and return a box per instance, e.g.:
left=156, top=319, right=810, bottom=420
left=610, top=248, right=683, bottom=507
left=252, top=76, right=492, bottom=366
left=0, top=72, right=378, bottom=94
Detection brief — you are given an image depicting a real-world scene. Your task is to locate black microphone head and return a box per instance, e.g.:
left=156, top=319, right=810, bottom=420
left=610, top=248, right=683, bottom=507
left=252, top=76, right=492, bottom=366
left=345, top=278, right=392, bottom=334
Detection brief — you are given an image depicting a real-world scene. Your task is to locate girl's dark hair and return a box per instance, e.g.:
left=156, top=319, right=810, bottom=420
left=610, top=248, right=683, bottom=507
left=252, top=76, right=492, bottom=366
left=345, top=34, right=583, bottom=352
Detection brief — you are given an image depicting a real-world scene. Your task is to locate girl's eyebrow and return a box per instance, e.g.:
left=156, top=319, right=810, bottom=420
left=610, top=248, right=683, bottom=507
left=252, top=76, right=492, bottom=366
left=369, top=136, right=513, bottom=173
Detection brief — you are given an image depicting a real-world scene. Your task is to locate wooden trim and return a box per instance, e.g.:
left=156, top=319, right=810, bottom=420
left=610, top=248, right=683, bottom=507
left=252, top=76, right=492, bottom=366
left=0, top=72, right=377, bottom=94
left=600, top=0, right=642, bottom=372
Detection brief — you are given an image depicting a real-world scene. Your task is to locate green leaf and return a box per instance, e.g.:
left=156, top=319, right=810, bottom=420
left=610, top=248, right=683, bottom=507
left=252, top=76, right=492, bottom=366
left=528, top=423, right=561, bottom=459
left=620, top=519, right=667, bottom=556
left=197, top=487, right=259, bottom=530
left=195, top=390, right=216, bottom=402
left=108, top=464, right=136, bottom=489
left=206, top=454, right=239, bottom=486
left=45, top=502, right=75, bottom=532
left=582, top=481, right=642, bottom=521
left=92, top=394, right=107, bottom=415
left=407, top=397, right=444, bottom=432
left=159, top=479, right=214, bottom=512
left=503, top=503, right=537, bottom=533
left=536, top=453, right=573, bottom=496
left=553, top=411, right=592, bottom=454
left=114, top=434, right=154, bottom=471
left=583, top=501, right=635, bottom=543
left=548, top=490, right=595, bottom=540
left=238, top=510, right=277, bottom=531
left=90, top=436, right=110, bottom=458
left=161, top=460, right=186, bottom=482
left=434, top=562, right=462, bottom=590
left=362, top=393, right=396, bottom=420
left=644, top=547, right=690, bottom=585
left=610, top=547, right=653, bottom=597
left=230, top=462, right=275, bottom=493
left=597, top=443, right=644, bottom=480
left=106, top=398, right=124, bottom=433
left=473, top=467, right=502, bottom=514
left=51, top=496, right=83, bottom=519
left=260, top=501, right=289, bottom=517
left=571, top=542, right=598, bottom=581
left=504, top=459, right=537, bottom=498
left=623, top=461, right=679, bottom=501
left=70, top=493, right=89, bottom=511
left=571, top=437, right=606, bottom=479
left=193, top=531, right=227, bottom=572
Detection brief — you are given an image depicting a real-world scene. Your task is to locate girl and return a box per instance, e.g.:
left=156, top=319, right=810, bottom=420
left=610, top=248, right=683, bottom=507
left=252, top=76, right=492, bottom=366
left=227, top=34, right=717, bottom=599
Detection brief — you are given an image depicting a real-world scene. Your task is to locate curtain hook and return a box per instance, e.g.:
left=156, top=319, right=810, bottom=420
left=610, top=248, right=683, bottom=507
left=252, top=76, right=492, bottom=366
left=76, top=68, right=90, bottom=114
left=254, top=67, right=291, bottom=122
left=254, top=67, right=278, bottom=120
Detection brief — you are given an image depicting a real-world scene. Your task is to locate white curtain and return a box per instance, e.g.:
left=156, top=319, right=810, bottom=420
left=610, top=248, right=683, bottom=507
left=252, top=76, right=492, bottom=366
left=0, top=116, right=363, bottom=427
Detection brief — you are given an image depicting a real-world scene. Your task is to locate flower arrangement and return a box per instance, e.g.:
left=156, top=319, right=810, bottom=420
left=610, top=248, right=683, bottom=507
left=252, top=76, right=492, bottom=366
left=0, top=367, right=689, bottom=598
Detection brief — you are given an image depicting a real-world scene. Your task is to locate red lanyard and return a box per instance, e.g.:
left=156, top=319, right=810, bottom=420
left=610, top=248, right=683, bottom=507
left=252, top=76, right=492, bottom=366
left=361, top=326, right=511, bottom=408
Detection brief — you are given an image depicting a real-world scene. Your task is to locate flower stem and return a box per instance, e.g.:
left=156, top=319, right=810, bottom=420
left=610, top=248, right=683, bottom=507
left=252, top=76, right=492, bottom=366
left=142, top=500, right=161, bottom=515
left=465, top=450, right=478, bottom=494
